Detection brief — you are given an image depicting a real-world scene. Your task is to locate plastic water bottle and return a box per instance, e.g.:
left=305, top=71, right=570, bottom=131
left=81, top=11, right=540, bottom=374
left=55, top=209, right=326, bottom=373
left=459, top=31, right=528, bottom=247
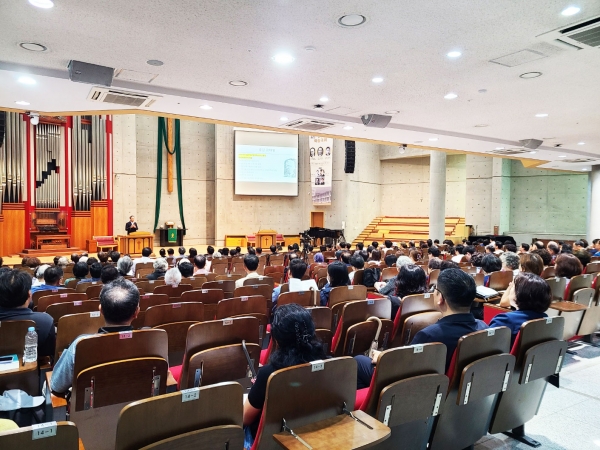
left=23, top=327, right=38, bottom=363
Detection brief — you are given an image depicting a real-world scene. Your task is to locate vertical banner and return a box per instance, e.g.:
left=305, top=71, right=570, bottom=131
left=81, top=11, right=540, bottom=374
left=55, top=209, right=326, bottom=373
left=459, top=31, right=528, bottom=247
left=309, top=136, right=333, bottom=205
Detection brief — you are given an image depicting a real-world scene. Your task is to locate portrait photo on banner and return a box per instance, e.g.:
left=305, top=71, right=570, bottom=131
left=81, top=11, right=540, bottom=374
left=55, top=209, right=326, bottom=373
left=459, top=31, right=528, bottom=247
left=309, top=135, right=333, bottom=205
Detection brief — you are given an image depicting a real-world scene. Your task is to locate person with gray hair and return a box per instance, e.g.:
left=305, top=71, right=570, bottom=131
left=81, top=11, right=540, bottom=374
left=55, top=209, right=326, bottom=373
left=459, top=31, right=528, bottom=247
left=164, top=267, right=182, bottom=287
left=374, top=255, right=413, bottom=294
left=146, top=258, right=168, bottom=280
left=50, top=278, right=140, bottom=394
left=57, top=257, right=69, bottom=268
left=501, top=252, right=521, bottom=277
left=117, top=256, right=133, bottom=277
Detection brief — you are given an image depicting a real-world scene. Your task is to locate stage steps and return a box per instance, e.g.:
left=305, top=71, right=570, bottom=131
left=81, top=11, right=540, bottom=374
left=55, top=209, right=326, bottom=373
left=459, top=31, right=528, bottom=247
left=18, top=247, right=84, bottom=258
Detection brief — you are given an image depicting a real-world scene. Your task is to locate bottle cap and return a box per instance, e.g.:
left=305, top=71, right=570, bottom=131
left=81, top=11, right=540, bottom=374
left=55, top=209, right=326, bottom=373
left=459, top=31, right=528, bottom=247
left=28, top=327, right=35, bottom=332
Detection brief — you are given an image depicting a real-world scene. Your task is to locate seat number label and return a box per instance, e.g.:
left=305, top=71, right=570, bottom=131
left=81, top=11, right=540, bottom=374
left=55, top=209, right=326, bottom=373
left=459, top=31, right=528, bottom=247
left=223, top=319, right=233, bottom=326
left=32, top=422, right=57, bottom=440
left=90, top=311, right=100, bottom=318
left=311, top=360, right=324, bottom=372
left=74, top=301, right=82, bottom=306
left=181, top=388, right=200, bottom=402
left=119, top=331, right=133, bottom=339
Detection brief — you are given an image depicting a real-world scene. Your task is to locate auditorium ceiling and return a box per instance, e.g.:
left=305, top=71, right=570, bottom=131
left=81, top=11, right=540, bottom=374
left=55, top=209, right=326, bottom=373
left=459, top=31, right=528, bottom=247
left=1, top=0, right=600, bottom=171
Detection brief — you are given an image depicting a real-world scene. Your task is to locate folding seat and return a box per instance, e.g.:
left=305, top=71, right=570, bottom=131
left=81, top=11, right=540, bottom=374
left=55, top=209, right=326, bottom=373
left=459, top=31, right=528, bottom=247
left=37, top=292, right=87, bottom=312
left=546, top=277, right=566, bottom=301
left=585, top=261, right=600, bottom=274
left=546, top=300, right=587, bottom=341
left=331, top=299, right=392, bottom=357
left=243, top=275, right=275, bottom=290
left=483, top=303, right=511, bottom=324
left=541, top=266, right=556, bottom=278
left=54, top=311, right=104, bottom=363
left=352, top=268, right=365, bottom=286
left=134, top=262, right=154, bottom=278
left=572, top=288, right=600, bottom=337
left=235, top=284, right=273, bottom=318
left=0, top=421, right=80, bottom=450
left=185, top=275, right=207, bottom=288
left=268, top=254, right=285, bottom=267
left=380, top=267, right=398, bottom=282
left=132, top=278, right=165, bottom=294
left=65, top=279, right=80, bottom=289
left=75, top=281, right=102, bottom=293
left=328, top=285, right=368, bottom=328
left=488, top=270, right=513, bottom=292
left=277, top=290, right=316, bottom=307
left=394, top=311, right=443, bottom=349
left=204, top=279, right=236, bottom=299
left=428, top=269, right=440, bottom=287
left=264, top=266, right=285, bottom=283
left=357, top=344, right=449, bottom=450
left=211, top=260, right=229, bottom=275
left=130, top=293, right=169, bottom=329
left=428, top=327, right=515, bottom=450
left=85, top=283, right=103, bottom=299
left=563, top=273, right=594, bottom=302
left=390, top=292, right=437, bottom=347
left=0, top=320, right=37, bottom=395
left=153, top=283, right=193, bottom=302
left=46, top=300, right=101, bottom=326
left=251, top=357, right=390, bottom=450
left=32, top=288, right=76, bottom=309
left=489, top=317, right=567, bottom=446
left=181, top=288, right=223, bottom=321
left=170, top=317, right=259, bottom=389
left=115, top=382, right=244, bottom=450
left=306, top=306, right=334, bottom=354
left=217, top=296, right=267, bottom=346
left=145, top=302, right=205, bottom=365
left=216, top=273, right=243, bottom=282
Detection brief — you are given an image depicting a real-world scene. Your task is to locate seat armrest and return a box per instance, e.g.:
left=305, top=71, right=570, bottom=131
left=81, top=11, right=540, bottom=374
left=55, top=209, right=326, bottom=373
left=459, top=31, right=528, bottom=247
left=44, top=371, right=68, bottom=421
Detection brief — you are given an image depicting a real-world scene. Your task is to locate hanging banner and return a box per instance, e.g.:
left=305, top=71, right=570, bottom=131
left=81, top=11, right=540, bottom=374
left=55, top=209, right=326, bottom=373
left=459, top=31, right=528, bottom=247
left=309, top=136, right=333, bottom=205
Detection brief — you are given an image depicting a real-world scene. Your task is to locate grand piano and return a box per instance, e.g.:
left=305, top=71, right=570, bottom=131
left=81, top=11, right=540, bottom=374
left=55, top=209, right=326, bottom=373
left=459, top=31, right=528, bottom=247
left=304, top=227, right=344, bottom=246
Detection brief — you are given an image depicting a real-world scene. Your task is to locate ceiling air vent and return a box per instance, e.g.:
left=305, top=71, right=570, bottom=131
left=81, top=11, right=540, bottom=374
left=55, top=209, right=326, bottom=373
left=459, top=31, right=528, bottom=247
left=87, top=87, right=160, bottom=108
left=489, top=148, right=530, bottom=156
left=281, top=118, right=339, bottom=131
left=562, top=158, right=598, bottom=163
left=538, top=16, right=600, bottom=50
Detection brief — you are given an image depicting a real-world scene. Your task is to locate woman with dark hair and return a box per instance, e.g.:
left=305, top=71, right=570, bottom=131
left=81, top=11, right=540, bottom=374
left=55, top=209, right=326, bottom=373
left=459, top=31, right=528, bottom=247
left=319, top=261, right=350, bottom=306
left=482, top=254, right=502, bottom=286
left=531, top=248, right=552, bottom=266
left=490, top=273, right=551, bottom=344
left=388, top=264, right=428, bottom=319
left=519, top=253, right=544, bottom=276
left=555, top=253, right=583, bottom=279
left=243, top=304, right=326, bottom=444
left=409, top=249, right=422, bottom=263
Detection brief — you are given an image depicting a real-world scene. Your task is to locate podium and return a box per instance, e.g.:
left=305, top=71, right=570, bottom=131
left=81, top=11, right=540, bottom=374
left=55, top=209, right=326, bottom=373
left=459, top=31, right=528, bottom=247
left=158, top=228, right=185, bottom=247
left=117, top=231, right=154, bottom=256
left=257, top=229, right=277, bottom=248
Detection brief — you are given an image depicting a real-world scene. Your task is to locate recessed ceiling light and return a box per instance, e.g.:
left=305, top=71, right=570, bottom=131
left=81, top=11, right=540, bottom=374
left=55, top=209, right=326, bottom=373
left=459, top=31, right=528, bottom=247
left=447, top=51, right=462, bottom=58
left=319, top=96, right=329, bottom=102
left=558, top=155, right=567, bottom=158
left=15, top=101, right=30, bottom=106
left=343, top=126, right=353, bottom=130
left=520, top=72, right=542, bottom=79
left=19, top=42, right=47, bottom=52
left=529, top=151, right=537, bottom=154
left=338, top=14, right=367, bottom=27
left=280, top=116, right=288, bottom=121
left=304, top=46, right=316, bottom=52
left=18, top=76, right=36, bottom=85
left=582, top=168, right=589, bottom=171
left=444, top=93, right=458, bottom=100
left=429, top=138, right=438, bottom=141
left=272, top=53, right=295, bottom=64
left=561, top=6, right=581, bottom=16
left=495, top=147, right=505, bottom=150
left=229, top=80, right=248, bottom=86
left=28, top=0, right=54, bottom=8
left=577, top=142, right=585, bottom=145
left=200, top=105, right=212, bottom=110
left=478, top=89, right=487, bottom=94
left=474, top=124, right=488, bottom=127
left=372, top=77, right=384, bottom=83
left=146, top=59, right=164, bottom=66
left=385, top=110, right=399, bottom=114
left=535, top=113, right=548, bottom=118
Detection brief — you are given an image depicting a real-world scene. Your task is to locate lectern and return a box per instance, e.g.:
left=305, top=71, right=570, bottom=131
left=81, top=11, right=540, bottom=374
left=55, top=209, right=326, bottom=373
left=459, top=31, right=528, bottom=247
left=256, top=229, right=277, bottom=248
left=117, top=231, right=154, bottom=256
left=158, top=228, right=185, bottom=246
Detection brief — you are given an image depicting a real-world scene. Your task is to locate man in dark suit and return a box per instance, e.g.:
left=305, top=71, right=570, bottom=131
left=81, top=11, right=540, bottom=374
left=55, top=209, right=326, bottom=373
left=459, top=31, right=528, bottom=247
left=125, top=215, right=138, bottom=234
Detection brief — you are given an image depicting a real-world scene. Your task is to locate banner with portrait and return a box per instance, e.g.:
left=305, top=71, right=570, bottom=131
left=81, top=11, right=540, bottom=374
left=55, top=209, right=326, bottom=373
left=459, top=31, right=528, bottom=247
left=309, top=136, right=333, bottom=205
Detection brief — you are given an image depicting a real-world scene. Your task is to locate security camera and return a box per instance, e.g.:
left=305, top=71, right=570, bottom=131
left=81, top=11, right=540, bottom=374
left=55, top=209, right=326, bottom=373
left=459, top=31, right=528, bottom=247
left=26, top=112, right=39, bottom=125
left=398, top=144, right=407, bottom=154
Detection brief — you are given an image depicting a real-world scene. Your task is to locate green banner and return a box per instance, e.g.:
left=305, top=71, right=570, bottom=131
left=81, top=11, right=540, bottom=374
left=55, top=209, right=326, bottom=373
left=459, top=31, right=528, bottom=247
left=168, top=228, right=177, bottom=243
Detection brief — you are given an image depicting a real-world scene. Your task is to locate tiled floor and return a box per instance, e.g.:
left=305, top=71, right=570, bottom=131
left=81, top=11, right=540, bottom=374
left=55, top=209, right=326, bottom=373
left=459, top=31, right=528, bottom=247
left=475, top=339, right=600, bottom=450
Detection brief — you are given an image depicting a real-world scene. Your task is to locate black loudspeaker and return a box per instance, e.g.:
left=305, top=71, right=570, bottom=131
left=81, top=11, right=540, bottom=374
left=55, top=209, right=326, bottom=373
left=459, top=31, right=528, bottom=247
left=67, top=60, right=114, bottom=87
left=344, top=140, right=355, bottom=173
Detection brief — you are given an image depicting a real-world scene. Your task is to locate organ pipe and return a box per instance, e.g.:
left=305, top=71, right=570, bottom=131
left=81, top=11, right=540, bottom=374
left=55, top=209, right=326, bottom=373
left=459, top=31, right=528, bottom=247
left=0, top=112, right=25, bottom=206
left=35, top=122, right=61, bottom=209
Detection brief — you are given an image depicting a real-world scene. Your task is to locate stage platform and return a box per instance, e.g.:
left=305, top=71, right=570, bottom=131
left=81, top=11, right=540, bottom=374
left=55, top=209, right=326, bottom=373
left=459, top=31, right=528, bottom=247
left=18, top=247, right=83, bottom=258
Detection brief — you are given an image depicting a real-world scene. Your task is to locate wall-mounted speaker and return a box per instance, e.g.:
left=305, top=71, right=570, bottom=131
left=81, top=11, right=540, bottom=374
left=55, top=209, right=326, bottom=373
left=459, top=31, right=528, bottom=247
left=344, top=140, right=355, bottom=173
left=67, top=60, right=114, bottom=87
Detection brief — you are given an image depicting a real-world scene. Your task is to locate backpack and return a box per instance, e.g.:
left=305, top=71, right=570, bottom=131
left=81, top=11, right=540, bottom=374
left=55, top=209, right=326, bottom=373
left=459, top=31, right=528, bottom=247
left=362, top=267, right=381, bottom=287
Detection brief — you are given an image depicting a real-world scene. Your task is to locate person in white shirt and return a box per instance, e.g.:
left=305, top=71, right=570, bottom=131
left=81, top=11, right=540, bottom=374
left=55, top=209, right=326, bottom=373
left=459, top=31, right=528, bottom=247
left=193, top=255, right=210, bottom=276
left=451, top=245, right=465, bottom=263
left=348, top=253, right=365, bottom=283
left=235, top=254, right=262, bottom=288
left=130, top=247, right=153, bottom=276
left=272, top=258, right=318, bottom=305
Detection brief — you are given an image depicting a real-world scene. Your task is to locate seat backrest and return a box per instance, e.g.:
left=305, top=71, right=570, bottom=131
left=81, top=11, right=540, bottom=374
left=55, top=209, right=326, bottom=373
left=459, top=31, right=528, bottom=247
left=211, top=261, right=229, bottom=275
left=0, top=320, right=36, bottom=358
left=329, top=285, right=368, bottom=308
left=363, top=343, right=447, bottom=416
left=216, top=296, right=267, bottom=319
left=541, top=266, right=556, bottom=278
left=306, top=306, right=332, bottom=330
left=572, top=287, right=596, bottom=308
left=488, top=271, right=513, bottom=291
left=334, top=299, right=392, bottom=355
left=546, top=277, right=567, bottom=301
left=203, top=280, right=236, bottom=298
left=512, top=316, right=565, bottom=369
left=342, top=319, right=394, bottom=357
left=85, top=284, right=103, bottom=299
left=396, top=311, right=442, bottom=347
left=268, top=254, right=285, bottom=266
left=234, top=284, right=272, bottom=301
left=566, top=274, right=594, bottom=301
left=133, top=279, right=166, bottom=293
left=428, top=269, right=440, bottom=287
left=381, top=267, right=398, bottom=282
left=55, top=312, right=104, bottom=363
left=75, top=281, right=102, bottom=293
left=153, top=283, right=194, bottom=301
left=144, top=302, right=205, bottom=328
left=243, top=276, right=275, bottom=290
left=46, top=300, right=101, bottom=326
left=278, top=290, right=315, bottom=307
left=391, top=293, right=436, bottom=343
left=352, top=269, right=365, bottom=286
left=115, top=382, right=243, bottom=450
left=585, top=261, right=600, bottom=274
left=38, top=292, right=87, bottom=312
left=254, top=357, right=357, bottom=450
left=186, top=276, right=208, bottom=289
left=33, top=288, right=76, bottom=308
left=181, top=289, right=224, bottom=321
left=0, top=421, right=80, bottom=450
left=216, top=273, right=243, bottom=282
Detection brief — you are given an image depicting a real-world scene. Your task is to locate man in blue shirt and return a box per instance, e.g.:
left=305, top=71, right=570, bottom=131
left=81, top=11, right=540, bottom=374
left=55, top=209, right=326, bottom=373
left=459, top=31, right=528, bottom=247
left=76, top=262, right=102, bottom=285
left=30, top=266, right=66, bottom=295
left=356, top=268, right=487, bottom=388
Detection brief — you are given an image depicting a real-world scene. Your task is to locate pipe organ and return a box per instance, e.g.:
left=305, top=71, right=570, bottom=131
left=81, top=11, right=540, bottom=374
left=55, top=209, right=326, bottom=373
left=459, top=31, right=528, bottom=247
left=0, top=112, right=26, bottom=207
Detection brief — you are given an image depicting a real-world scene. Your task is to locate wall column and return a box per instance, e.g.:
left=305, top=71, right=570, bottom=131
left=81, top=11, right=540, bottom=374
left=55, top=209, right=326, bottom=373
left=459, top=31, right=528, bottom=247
left=429, top=151, right=447, bottom=241
left=588, top=165, right=600, bottom=242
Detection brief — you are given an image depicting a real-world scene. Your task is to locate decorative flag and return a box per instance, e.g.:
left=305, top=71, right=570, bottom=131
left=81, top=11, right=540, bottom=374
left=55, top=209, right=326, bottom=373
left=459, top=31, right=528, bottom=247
left=309, top=136, right=333, bottom=205
left=168, top=228, right=177, bottom=243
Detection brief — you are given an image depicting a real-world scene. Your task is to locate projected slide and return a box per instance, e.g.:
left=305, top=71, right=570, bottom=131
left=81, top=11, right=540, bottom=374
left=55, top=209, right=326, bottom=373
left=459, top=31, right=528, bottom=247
left=234, top=130, right=299, bottom=196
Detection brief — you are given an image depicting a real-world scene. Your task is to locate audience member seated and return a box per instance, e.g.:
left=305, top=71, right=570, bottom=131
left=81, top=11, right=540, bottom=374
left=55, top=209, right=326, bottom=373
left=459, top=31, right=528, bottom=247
left=101, top=265, right=120, bottom=284
left=532, top=248, right=552, bottom=266
left=243, top=304, right=326, bottom=445
left=428, top=257, right=442, bottom=273
left=500, top=252, right=520, bottom=277
left=255, top=247, right=263, bottom=256
left=269, top=245, right=278, bottom=255
left=519, top=243, right=530, bottom=254
left=440, top=260, right=460, bottom=271
left=591, top=239, right=600, bottom=256
left=235, top=254, right=261, bottom=288
left=77, top=262, right=102, bottom=285
left=159, top=248, right=166, bottom=258
left=71, top=253, right=80, bottom=264
left=146, top=258, right=168, bottom=280
left=0, top=269, right=56, bottom=358
left=50, top=278, right=140, bottom=394
left=374, top=256, right=412, bottom=294
left=56, top=257, right=69, bottom=269
left=451, top=245, right=464, bottom=262
left=409, top=249, right=422, bottom=263
left=384, top=253, right=397, bottom=268
left=314, top=252, right=324, bottom=263
left=86, top=257, right=99, bottom=267
left=387, top=264, right=428, bottom=319
left=31, top=266, right=65, bottom=294
left=428, top=246, right=441, bottom=258
left=573, top=250, right=591, bottom=269
left=32, top=264, right=50, bottom=288
left=491, top=273, right=551, bottom=345
left=272, top=258, right=318, bottom=305
left=193, top=255, right=209, bottom=275
left=167, top=248, right=175, bottom=259
left=519, top=252, right=544, bottom=276
left=320, top=261, right=350, bottom=306
left=176, top=247, right=186, bottom=260
left=188, top=248, right=198, bottom=260
left=109, top=251, right=120, bottom=264
left=64, top=261, right=89, bottom=286
left=349, top=253, right=365, bottom=282
left=548, top=243, right=560, bottom=264
left=178, top=261, right=194, bottom=279
left=555, top=253, right=583, bottom=286
left=131, top=247, right=154, bottom=275
left=164, top=267, right=182, bottom=287
left=98, top=252, right=109, bottom=265
left=481, top=254, right=502, bottom=285
left=117, top=256, right=133, bottom=277
left=341, top=251, right=352, bottom=266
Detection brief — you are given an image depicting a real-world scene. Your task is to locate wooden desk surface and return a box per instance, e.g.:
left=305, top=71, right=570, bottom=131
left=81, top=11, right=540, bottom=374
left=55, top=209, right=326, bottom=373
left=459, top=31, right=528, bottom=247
left=272, top=411, right=390, bottom=450
left=549, top=301, right=587, bottom=312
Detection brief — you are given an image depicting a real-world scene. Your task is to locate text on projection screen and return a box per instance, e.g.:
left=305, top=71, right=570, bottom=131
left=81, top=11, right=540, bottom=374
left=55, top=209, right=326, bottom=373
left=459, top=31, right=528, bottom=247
left=234, top=130, right=299, bottom=196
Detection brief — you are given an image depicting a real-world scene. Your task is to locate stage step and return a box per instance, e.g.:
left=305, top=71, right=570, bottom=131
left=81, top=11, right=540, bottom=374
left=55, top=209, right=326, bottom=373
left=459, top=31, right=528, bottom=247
left=19, top=247, right=83, bottom=258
